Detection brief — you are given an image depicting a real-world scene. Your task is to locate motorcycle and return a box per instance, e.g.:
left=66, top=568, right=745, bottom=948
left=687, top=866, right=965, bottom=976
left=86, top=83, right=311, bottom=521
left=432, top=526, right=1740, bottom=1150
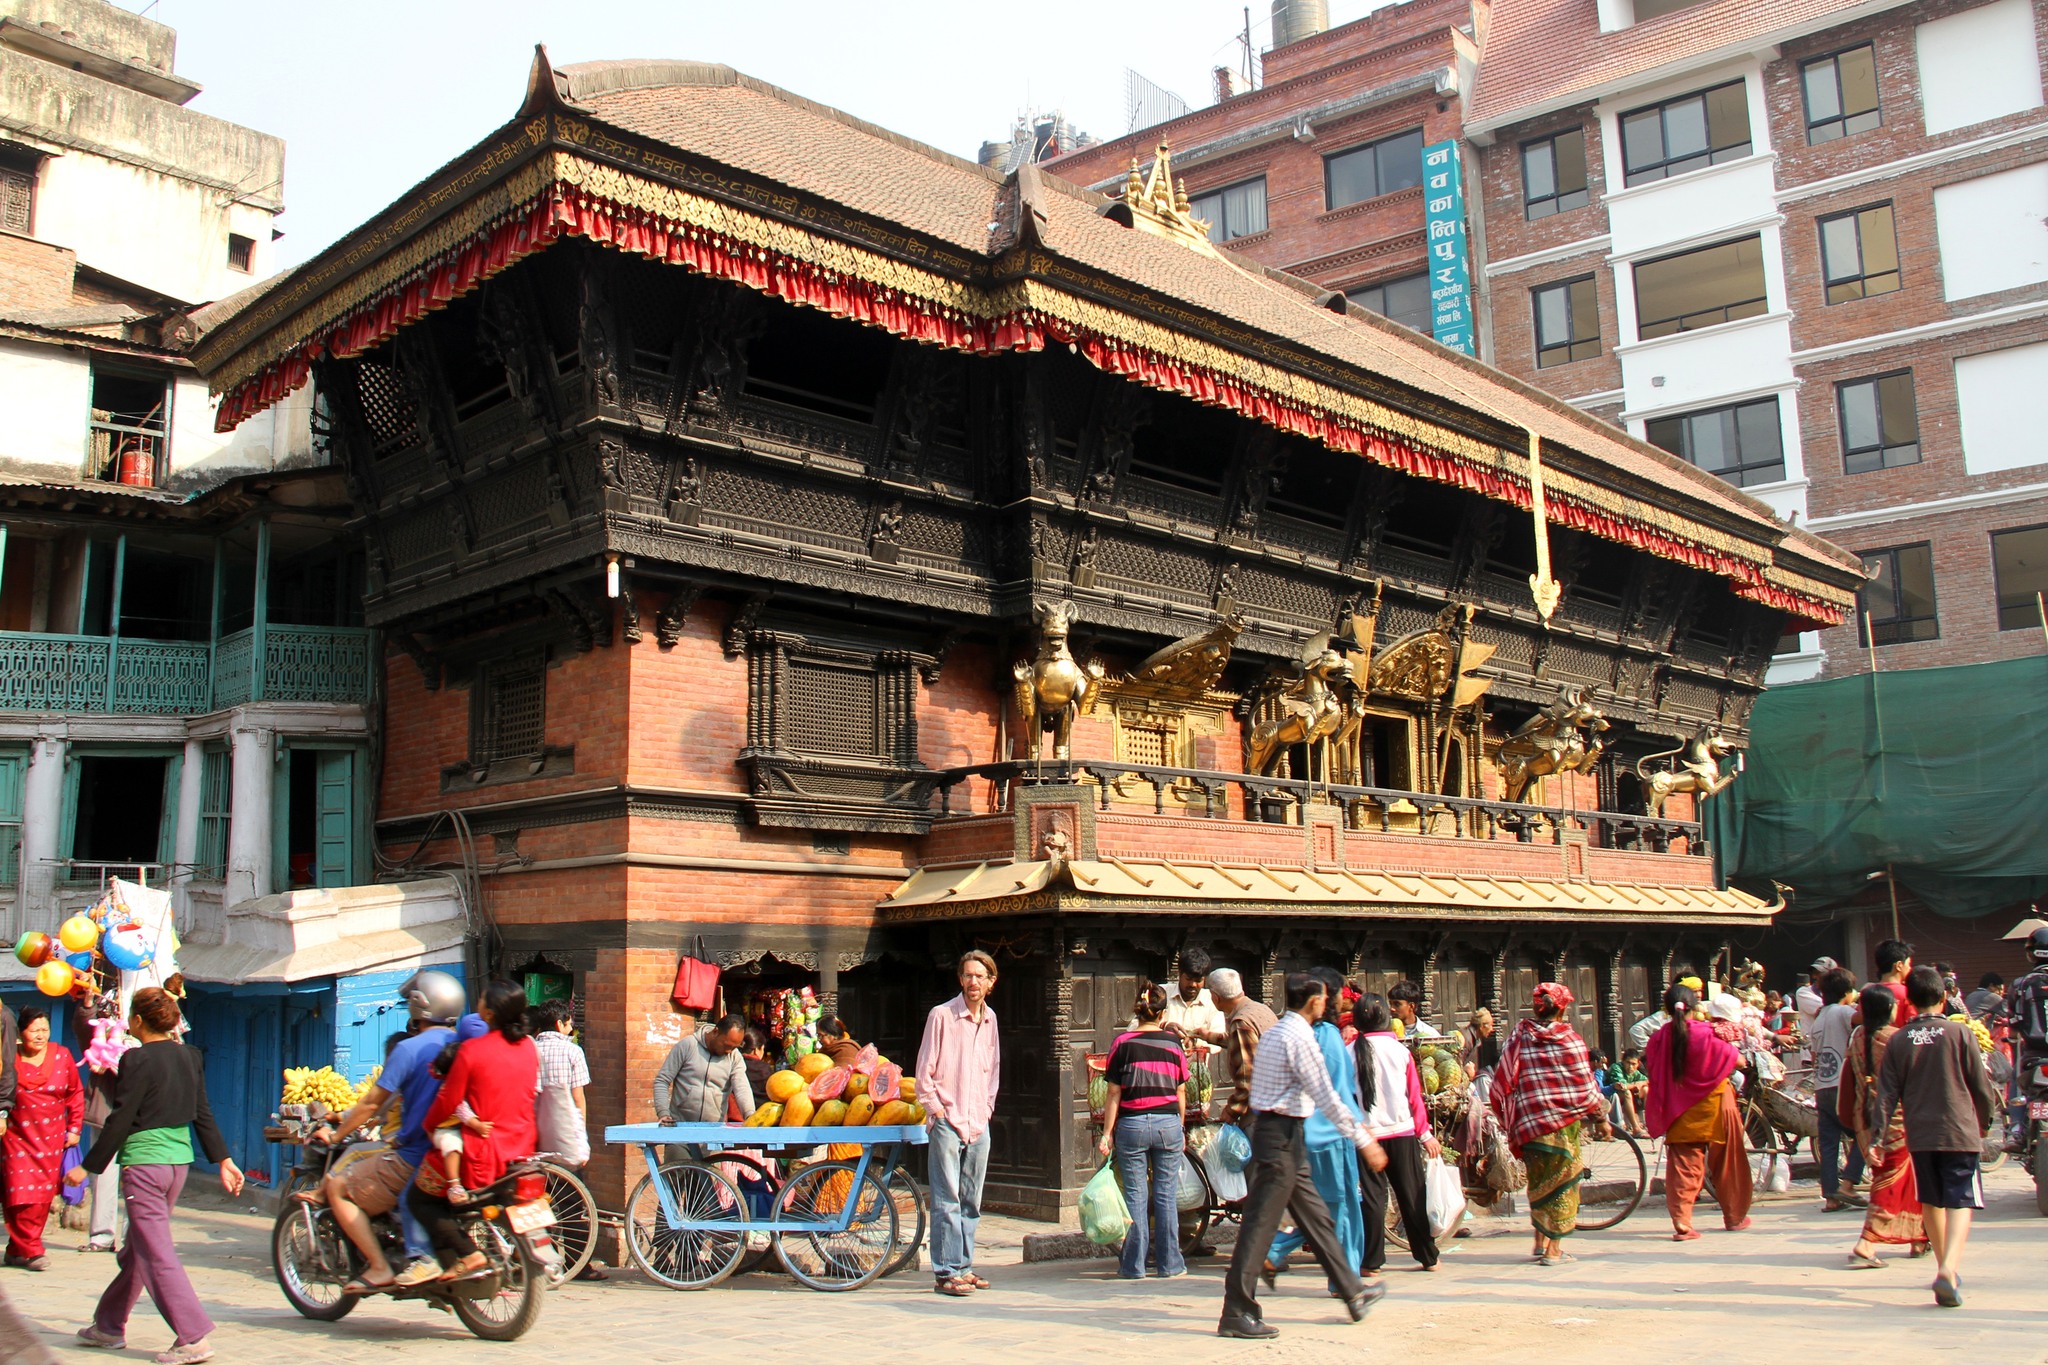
left=268, top=1108, right=555, bottom=1341
left=2013, top=1054, right=2048, bottom=1216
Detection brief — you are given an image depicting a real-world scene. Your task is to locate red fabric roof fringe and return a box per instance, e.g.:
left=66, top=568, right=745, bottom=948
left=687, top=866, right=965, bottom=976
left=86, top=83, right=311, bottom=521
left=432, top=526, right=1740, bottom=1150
left=209, top=179, right=1846, bottom=629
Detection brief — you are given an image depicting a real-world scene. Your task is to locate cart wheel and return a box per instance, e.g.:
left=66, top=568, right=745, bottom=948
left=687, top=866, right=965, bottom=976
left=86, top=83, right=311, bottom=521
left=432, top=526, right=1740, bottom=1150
left=538, top=1162, right=597, bottom=1284
left=771, top=1160, right=899, bottom=1291
left=701, top=1150, right=782, bottom=1275
left=1177, top=1153, right=1214, bottom=1256
left=880, top=1164, right=926, bottom=1278
left=625, top=1162, right=748, bottom=1290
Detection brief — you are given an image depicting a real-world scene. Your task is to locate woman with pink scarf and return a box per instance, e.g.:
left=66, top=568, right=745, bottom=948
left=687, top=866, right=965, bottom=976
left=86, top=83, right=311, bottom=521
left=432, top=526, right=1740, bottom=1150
left=1646, top=982, right=1753, bottom=1240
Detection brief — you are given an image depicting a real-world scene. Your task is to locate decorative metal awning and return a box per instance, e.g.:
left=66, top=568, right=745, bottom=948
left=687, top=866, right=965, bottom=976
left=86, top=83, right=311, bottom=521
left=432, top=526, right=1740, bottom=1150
left=877, top=857, right=1779, bottom=926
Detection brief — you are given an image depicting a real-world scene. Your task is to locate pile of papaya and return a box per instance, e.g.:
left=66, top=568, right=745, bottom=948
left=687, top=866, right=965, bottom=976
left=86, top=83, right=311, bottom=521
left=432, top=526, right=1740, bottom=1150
left=739, top=1044, right=929, bottom=1128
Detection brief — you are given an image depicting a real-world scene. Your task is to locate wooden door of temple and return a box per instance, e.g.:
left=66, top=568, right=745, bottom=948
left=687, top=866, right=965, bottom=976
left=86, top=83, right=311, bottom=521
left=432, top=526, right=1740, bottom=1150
left=1561, top=960, right=1601, bottom=1050
left=1069, top=965, right=1149, bottom=1179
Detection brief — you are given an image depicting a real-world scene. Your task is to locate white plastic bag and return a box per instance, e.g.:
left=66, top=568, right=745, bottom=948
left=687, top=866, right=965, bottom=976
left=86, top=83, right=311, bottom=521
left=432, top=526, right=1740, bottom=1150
left=1201, top=1132, right=1248, bottom=1203
left=1423, top=1155, right=1466, bottom=1240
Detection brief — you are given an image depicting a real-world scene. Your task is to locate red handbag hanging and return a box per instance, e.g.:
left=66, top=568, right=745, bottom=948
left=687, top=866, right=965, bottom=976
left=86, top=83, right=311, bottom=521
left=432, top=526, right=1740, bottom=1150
left=671, top=936, right=720, bottom=1012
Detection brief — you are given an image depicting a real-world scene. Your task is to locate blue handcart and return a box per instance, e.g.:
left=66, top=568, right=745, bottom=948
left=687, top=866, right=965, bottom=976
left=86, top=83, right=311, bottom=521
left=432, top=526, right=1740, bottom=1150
left=605, top=1123, right=927, bottom=1292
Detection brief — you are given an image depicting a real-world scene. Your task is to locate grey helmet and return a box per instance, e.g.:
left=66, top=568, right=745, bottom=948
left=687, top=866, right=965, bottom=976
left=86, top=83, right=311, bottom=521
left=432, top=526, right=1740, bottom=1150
left=2030, top=925, right=2048, bottom=965
left=401, top=970, right=466, bottom=1025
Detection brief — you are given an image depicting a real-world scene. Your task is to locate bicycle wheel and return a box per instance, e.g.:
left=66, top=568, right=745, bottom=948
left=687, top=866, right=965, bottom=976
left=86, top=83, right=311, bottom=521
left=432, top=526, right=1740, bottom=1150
left=702, top=1150, right=782, bottom=1275
left=771, top=1160, right=898, bottom=1291
left=1741, top=1100, right=1777, bottom=1156
left=1382, top=1187, right=1409, bottom=1252
left=1576, top=1127, right=1648, bottom=1231
left=624, top=1161, right=748, bottom=1290
left=880, top=1164, right=926, bottom=1278
left=538, top=1162, right=597, bottom=1283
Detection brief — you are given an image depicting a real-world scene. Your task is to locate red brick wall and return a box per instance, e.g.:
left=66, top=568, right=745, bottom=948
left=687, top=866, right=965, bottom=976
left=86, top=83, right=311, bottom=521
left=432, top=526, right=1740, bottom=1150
left=580, top=943, right=690, bottom=1245
left=0, top=233, right=76, bottom=312
left=624, top=592, right=747, bottom=792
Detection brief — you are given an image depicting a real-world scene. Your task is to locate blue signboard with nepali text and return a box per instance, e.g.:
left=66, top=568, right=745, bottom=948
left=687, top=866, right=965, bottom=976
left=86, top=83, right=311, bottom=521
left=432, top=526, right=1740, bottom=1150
left=1421, top=139, right=1475, bottom=355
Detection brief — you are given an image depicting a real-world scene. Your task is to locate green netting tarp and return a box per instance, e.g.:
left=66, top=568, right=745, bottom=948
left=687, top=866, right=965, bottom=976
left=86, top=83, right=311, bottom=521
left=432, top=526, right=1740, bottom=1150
left=1707, top=654, right=2048, bottom=918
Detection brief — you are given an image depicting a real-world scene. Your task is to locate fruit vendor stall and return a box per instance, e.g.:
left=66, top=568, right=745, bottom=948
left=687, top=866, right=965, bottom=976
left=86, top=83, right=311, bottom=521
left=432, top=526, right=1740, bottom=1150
left=607, top=1044, right=929, bottom=1292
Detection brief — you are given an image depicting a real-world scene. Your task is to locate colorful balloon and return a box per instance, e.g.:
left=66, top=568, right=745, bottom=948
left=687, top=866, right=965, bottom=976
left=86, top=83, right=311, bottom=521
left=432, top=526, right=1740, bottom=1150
left=58, top=915, right=99, bottom=953
left=101, top=929, right=152, bottom=972
left=65, top=951, right=94, bottom=973
left=12, top=932, right=48, bottom=969
left=34, top=960, right=73, bottom=997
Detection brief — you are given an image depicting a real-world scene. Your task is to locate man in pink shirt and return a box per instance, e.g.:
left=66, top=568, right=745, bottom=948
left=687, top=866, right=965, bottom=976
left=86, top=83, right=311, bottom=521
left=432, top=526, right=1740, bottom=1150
left=916, top=950, right=1001, bottom=1298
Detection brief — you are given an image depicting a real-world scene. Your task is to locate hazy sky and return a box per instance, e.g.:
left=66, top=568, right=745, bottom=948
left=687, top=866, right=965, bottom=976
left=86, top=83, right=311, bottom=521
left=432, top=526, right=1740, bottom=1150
left=140, top=0, right=1394, bottom=273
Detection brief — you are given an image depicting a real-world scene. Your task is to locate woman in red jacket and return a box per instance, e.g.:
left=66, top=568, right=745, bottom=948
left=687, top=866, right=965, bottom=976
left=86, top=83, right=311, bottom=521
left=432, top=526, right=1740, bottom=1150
left=414, top=979, right=538, bottom=1279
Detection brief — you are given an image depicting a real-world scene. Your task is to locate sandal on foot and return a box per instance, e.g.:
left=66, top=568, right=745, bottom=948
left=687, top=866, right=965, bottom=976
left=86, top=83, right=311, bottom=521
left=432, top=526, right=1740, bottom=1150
left=1845, top=1252, right=1885, bottom=1270
left=343, top=1275, right=397, bottom=1295
left=1539, top=1252, right=1577, bottom=1266
left=1726, top=1217, right=1753, bottom=1233
left=1672, top=1230, right=1702, bottom=1242
left=963, top=1272, right=990, bottom=1289
left=934, top=1276, right=975, bottom=1297
left=1932, top=1275, right=1962, bottom=1308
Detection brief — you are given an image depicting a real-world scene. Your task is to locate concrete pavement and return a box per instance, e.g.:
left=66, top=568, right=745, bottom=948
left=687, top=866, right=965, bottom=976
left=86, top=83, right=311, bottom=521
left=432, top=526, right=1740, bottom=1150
left=0, top=1166, right=2041, bottom=1363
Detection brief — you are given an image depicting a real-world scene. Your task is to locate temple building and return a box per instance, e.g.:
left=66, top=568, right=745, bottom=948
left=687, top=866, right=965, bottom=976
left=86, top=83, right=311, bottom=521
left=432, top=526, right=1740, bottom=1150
left=187, top=53, right=1864, bottom=1218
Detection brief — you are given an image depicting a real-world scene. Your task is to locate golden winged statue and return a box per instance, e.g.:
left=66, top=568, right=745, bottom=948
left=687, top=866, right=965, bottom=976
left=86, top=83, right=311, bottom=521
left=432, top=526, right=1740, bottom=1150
left=1012, top=601, right=1107, bottom=761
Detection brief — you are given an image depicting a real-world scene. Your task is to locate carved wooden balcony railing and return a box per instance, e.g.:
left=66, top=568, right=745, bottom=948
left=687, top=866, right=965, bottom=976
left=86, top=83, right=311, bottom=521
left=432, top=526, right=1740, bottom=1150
left=0, top=627, right=374, bottom=715
left=930, top=759, right=1707, bottom=856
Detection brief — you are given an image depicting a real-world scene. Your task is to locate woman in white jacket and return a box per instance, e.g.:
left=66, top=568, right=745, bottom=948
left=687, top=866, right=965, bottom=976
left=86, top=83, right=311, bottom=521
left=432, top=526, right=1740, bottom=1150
left=1351, top=992, right=1442, bottom=1273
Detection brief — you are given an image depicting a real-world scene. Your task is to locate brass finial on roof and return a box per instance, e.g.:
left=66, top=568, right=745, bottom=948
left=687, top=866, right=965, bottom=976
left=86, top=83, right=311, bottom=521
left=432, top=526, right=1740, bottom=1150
left=1116, top=141, right=1219, bottom=256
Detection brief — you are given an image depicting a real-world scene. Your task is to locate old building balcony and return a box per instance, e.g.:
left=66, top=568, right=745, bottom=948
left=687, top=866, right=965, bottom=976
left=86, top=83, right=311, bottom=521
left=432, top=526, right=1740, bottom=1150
left=0, top=624, right=374, bottom=714
left=925, top=758, right=1706, bottom=866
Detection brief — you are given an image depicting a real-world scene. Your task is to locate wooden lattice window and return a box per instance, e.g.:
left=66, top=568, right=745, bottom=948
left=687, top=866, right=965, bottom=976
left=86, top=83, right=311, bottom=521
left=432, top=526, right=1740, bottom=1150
left=0, top=165, right=31, bottom=234
left=195, top=745, right=231, bottom=878
left=473, top=656, right=546, bottom=764
left=785, top=659, right=880, bottom=758
left=354, top=359, right=421, bottom=456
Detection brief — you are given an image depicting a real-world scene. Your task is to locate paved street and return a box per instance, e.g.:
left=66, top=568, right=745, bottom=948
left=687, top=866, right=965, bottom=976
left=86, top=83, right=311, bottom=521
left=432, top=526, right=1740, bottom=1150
left=0, top=1167, right=2040, bottom=1362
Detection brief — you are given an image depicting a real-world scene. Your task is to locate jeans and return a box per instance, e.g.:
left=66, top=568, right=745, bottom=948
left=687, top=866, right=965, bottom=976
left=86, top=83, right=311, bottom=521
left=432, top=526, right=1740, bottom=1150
left=1815, top=1087, right=1864, bottom=1199
left=1112, top=1112, right=1187, bottom=1279
left=928, top=1118, right=989, bottom=1281
left=398, top=1185, right=433, bottom=1262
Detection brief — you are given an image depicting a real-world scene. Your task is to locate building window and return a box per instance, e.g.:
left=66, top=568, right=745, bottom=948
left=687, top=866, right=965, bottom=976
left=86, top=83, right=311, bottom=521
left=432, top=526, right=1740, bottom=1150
left=0, top=749, right=21, bottom=888
left=1859, top=543, right=1938, bottom=644
left=1188, top=177, right=1268, bottom=242
left=1838, top=371, right=1921, bottom=473
left=194, top=744, right=231, bottom=879
left=1632, top=235, right=1769, bottom=338
left=472, top=656, right=546, bottom=765
left=1802, top=45, right=1882, bottom=143
left=67, top=754, right=173, bottom=876
left=1646, top=397, right=1786, bottom=488
left=1522, top=129, right=1590, bottom=219
left=1325, top=128, right=1424, bottom=209
left=0, top=163, right=31, bottom=235
left=1819, top=203, right=1901, bottom=304
left=226, top=233, right=255, bottom=273
left=1993, top=524, right=2048, bottom=630
left=1619, top=80, right=1752, bottom=186
left=86, top=364, right=171, bottom=486
left=1532, top=276, right=1601, bottom=367
left=1347, top=273, right=1431, bottom=334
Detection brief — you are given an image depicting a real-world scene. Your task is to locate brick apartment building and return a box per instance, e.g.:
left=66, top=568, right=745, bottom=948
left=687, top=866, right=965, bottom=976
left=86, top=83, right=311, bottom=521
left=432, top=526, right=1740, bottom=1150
left=1047, top=0, right=1481, bottom=338
left=1463, top=0, right=2048, bottom=685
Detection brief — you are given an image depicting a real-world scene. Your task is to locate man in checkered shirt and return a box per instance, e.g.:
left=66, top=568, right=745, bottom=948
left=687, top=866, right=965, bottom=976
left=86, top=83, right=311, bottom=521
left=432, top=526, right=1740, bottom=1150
left=529, top=999, right=604, bottom=1280
left=1219, top=972, right=1388, bottom=1340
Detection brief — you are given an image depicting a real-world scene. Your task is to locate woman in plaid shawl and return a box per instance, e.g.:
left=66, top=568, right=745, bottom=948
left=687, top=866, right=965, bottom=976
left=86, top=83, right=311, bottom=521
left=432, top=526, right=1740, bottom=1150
left=1490, top=982, right=1609, bottom=1264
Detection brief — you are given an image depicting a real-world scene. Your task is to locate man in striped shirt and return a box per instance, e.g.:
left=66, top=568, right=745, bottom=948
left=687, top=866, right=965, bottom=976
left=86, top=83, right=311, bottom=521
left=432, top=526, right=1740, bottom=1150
left=1219, top=972, right=1388, bottom=1340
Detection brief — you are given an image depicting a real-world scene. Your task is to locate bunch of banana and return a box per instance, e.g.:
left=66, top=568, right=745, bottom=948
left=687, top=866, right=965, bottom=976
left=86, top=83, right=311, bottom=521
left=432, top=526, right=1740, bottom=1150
left=280, top=1065, right=361, bottom=1110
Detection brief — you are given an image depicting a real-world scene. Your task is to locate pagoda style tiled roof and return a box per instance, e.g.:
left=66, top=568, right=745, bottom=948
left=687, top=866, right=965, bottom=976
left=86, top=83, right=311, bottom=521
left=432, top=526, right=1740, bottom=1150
left=1465, top=0, right=1907, bottom=133
left=183, top=51, right=1865, bottom=624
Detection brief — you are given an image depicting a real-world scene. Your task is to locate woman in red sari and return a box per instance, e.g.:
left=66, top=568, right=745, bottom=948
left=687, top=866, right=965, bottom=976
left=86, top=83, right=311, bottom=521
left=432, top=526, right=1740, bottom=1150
left=4, top=1007, right=84, bottom=1269
left=1645, top=983, right=1752, bottom=1241
left=1840, top=983, right=1928, bottom=1267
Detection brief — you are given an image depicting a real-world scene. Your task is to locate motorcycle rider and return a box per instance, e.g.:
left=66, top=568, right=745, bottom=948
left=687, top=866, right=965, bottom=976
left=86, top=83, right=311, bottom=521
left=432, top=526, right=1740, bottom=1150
left=310, top=971, right=465, bottom=1294
left=2002, top=927, right=2048, bottom=1148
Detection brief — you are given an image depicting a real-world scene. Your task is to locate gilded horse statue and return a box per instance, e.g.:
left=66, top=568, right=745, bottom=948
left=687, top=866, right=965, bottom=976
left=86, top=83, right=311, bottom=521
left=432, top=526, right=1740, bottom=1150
left=1012, top=601, right=1106, bottom=761
left=1635, top=724, right=1738, bottom=819
left=1245, top=643, right=1357, bottom=778
left=1496, top=685, right=1609, bottom=804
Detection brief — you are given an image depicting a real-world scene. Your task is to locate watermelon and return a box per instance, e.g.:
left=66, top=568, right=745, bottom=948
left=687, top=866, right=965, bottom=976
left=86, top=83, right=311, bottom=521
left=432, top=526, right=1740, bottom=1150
left=808, top=1065, right=850, bottom=1102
